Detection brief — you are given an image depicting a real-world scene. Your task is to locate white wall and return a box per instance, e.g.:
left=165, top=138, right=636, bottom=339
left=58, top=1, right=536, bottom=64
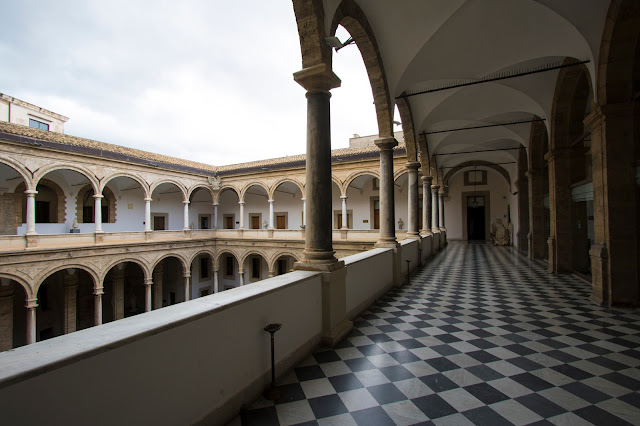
left=273, top=191, right=303, bottom=229
left=445, top=168, right=512, bottom=241
left=218, top=190, right=240, bottom=229
left=151, top=188, right=184, bottom=231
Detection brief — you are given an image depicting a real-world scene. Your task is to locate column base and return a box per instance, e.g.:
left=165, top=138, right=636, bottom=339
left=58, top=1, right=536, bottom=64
left=294, top=258, right=344, bottom=272
left=268, top=229, right=274, bottom=238
left=295, top=249, right=340, bottom=270
left=406, top=232, right=420, bottom=240
left=26, top=234, right=38, bottom=248
left=420, top=230, right=433, bottom=237
left=94, top=231, right=104, bottom=244
left=340, top=229, right=348, bottom=240
left=374, top=239, right=399, bottom=249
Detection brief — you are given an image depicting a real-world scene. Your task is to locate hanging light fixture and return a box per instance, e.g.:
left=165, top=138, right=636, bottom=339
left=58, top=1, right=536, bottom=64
left=472, top=166, right=479, bottom=208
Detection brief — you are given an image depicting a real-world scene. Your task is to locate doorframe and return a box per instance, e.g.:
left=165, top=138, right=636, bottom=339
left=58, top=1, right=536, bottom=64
left=462, top=191, right=491, bottom=242
left=152, top=213, right=169, bottom=231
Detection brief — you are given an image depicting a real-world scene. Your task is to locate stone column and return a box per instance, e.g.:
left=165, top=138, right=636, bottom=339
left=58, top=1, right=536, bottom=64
left=25, top=190, right=38, bottom=235
left=93, top=194, right=104, bottom=233
left=94, top=288, right=103, bottom=326
left=439, top=192, right=445, bottom=230
left=375, top=137, right=399, bottom=247
left=238, top=269, right=244, bottom=286
left=406, top=162, right=420, bottom=238
left=340, top=195, right=348, bottom=229
left=527, top=169, right=546, bottom=259
left=293, top=64, right=342, bottom=267
left=213, top=267, right=219, bottom=293
left=0, top=280, right=14, bottom=351
left=213, top=203, right=218, bottom=229
left=153, top=263, right=163, bottom=310
left=144, top=197, right=152, bottom=232
left=183, top=201, right=190, bottom=230
left=64, top=269, right=78, bottom=334
left=143, top=278, right=152, bottom=312
left=301, top=198, right=306, bottom=227
left=183, top=271, right=191, bottom=301
left=432, top=185, right=440, bottom=230
left=238, top=201, right=245, bottom=230
left=420, top=176, right=433, bottom=235
left=113, top=266, right=125, bottom=321
left=516, top=177, right=530, bottom=252
left=25, top=298, right=37, bottom=345
left=545, top=149, right=572, bottom=274
left=586, top=103, right=638, bottom=306
left=268, top=199, right=274, bottom=229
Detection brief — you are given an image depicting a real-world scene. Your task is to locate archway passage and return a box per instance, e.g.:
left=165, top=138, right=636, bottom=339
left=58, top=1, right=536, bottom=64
left=274, top=255, right=298, bottom=276
left=0, top=163, right=27, bottom=235
left=272, top=181, right=304, bottom=230
left=345, top=174, right=379, bottom=230
left=242, top=254, right=268, bottom=284
left=103, top=262, right=145, bottom=323
left=191, top=253, right=214, bottom=298
left=103, top=176, right=146, bottom=232
left=152, top=257, right=186, bottom=308
left=217, top=252, right=240, bottom=290
left=0, top=279, right=27, bottom=351
left=36, top=268, right=95, bottom=342
left=243, top=184, right=269, bottom=230
left=189, top=188, right=213, bottom=230
left=218, top=188, right=240, bottom=229
left=76, top=185, right=116, bottom=226
left=150, top=182, right=185, bottom=231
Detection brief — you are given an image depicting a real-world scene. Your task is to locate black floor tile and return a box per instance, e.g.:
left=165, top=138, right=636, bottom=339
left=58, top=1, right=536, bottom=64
left=463, top=382, right=510, bottom=404
left=294, top=365, right=325, bottom=382
left=328, top=373, right=363, bottom=393
left=307, top=394, right=349, bottom=419
left=351, top=406, right=395, bottom=426
left=412, top=394, right=457, bottom=419
left=462, top=406, right=513, bottom=426
left=366, top=383, right=407, bottom=405
left=420, top=373, right=459, bottom=392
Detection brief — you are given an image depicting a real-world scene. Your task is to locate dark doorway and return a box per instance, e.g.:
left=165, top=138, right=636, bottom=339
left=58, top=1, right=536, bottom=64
left=467, top=196, right=486, bottom=241
left=35, top=201, right=50, bottom=223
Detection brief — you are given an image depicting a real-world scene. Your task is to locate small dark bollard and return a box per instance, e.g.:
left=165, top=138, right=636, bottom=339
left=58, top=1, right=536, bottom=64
left=406, top=259, right=411, bottom=285
left=264, top=323, right=282, bottom=401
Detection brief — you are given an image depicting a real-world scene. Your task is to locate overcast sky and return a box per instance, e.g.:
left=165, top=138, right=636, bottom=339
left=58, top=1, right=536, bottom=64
left=0, top=1, right=391, bottom=166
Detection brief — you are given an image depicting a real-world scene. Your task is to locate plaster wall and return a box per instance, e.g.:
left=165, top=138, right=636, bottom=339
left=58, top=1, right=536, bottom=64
left=345, top=178, right=379, bottom=230
left=217, top=190, right=240, bottom=229
left=151, top=189, right=185, bottom=231
left=0, top=101, right=65, bottom=133
left=446, top=168, right=512, bottom=241
left=272, top=191, right=303, bottom=229
left=244, top=192, right=269, bottom=229
left=344, top=248, right=394, bottom=319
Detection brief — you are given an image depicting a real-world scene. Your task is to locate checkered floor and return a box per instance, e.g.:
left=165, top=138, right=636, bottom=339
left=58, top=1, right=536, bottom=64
left=238, top=242, right=640, bottom=425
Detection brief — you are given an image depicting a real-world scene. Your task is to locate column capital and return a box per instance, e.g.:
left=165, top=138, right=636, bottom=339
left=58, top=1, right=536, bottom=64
left=24, top=190, right=38, bottom=196
left=25, top=298, right=38, bottom=309
left=238, top=201, right=245, bottom=205
left=301, top=197, right=306, bottom=202
left=293, top=63, right=341, bottom=93
left=144, top=278, right=153, bottom=286
left=238, top=269, right=244, bottom=275
left=183, top=200, right=190, bottom=205
left=374, top=137, right=398, bottom=151
left=213, top=202, right=219, bottom=206
left=405, top=161, right=420, bottom=171
left=144, top=197, right=152, bottom=202
left=94, top=289, right=105, bottom=296
left=340, top=195, right=347, bottom=200
left=183, top=271, right=191, bottom=278
left=584, top=101, right=635, bottom=130
left=421, top=175, right=433, bottom=184
left=431, top=184, right=440, bottom=192
left=268, top=199, right=274, bottom=203
left=93, top=194, right=104, bottom=199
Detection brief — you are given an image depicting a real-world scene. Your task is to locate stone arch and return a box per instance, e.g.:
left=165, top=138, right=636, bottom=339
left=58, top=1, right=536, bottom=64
left=214, top=185, right=240, bottom=204
left=16, top=178, right=65, bottom=224
left=150, top=179, right=188, bottom=201
left=330, top=0, right=394, bottom=137
left=187, top=184, right=214, bottom=200
left=394, top=169, right=409, bottom=182
left=214, top=250, right=240, bottom=269
left=0, top=158, right=31, bottom=189
left=76, top=184, right=116, bottom=224
left=101, top=172, right=150, bottom=198
left=102, top=258, right=151, bottom=283
left=187, top=249, right=216, bottom=267
left=240, top=182, right=269, bottom=202
left=344, top=170, right=380, bottom=190
left=292, top=0, right=332, bottom=69
left=269, top=251, right=301, bottom=274
left=33, top=164, right=98, bottom=193
left=0, top=274, right=32, bottom=299
left=34, top=264, right=99, bottom=295
left=269, top=178, right=304, bottom=200
left=239, top=250, right=269, bottom=268
left=396, top=97, right=417, bottom=162
left=331, top=175, right=344, bottom=195
left=151, top=253, right=188, bottom=275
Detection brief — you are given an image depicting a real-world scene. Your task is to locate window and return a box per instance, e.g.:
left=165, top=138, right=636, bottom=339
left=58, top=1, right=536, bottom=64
left=224, top=255, right=234, bottom=278
left=29, top=118, right=49, bottom=131
left=464, top=170, right=487, bottom=186
left=278, top=259, right=288, bottom=275
left=200, top=257, right=210, bottom=279
left=251, top=257, right=260, bottom=279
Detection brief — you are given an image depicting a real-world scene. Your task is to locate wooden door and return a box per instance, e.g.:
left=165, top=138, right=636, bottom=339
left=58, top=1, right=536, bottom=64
left=374, top=209, right=380, bottom=229
left=276, top=215, right=286, bottom=229
left=225, top=216, right=234, bottom=229
left=153, top=216, right=165, bottom=231
left=251, top=216, right=260, bottom=229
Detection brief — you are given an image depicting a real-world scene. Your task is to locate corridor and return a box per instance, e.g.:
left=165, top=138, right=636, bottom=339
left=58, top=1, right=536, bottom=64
left=240, top=242, right=640, bottom=425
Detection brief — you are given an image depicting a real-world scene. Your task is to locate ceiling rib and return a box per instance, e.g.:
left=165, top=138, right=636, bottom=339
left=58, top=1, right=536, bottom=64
left=421, top=118, right=545, bottom=136
left=397, top=59, right=590, bottom=100
left=435, top=147, right=522, bottom=156
left=442, top=161, right=516, bottom=169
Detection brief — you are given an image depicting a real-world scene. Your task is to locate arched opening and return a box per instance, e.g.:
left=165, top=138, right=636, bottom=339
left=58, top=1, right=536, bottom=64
left=0, top=163, right=27, bottom=236
left=151, top=182, right=185, bottom=231
left=103, top=176, right=146, bottom=232
left=242, top=253, right=268, bottom=284
left=218, top=188, right=240, bottom=229
left=345, top=173, right=379, bottom=230
left=151, top=257, right=186, bottom=308
left=190, top=253, right=214, bottom=298
left=272, top=181, right=303, bottom=230
left=36, top=268, right=95, bottom=342
left=189, top=188, right=214, bottom=230
left=217, top=252, right=239, bottom=290
left=331, top=180, right=343, bottom=229
left=102, top=262, right=145, bottom=323
left=243, top=184, right=269, bottom=230
left=76, top=185, right=116, bottom=226
left=16, top=178, right=65, bottom=233
left=394, top=172, right=409, bottom=231
left=273, top=254, right=298, bottom=276
left=0, top=278, right=27, bottom=351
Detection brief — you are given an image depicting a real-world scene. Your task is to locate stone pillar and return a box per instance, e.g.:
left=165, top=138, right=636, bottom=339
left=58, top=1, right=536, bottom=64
left=183, top=271, right=191, bottom=301
left=183, top=200, right=190, bottom=230
left=64, top=269, right=78, bottom=334
left=238, top=201, right=245, bottom=230
left=25, top=190, right=38, bottom=235
left=153, top=263, right=163, bottom=310
left=301, top=198, right=306, bottom=227
left=516, top=178, right=530, bottom=252
left=213, top=267, right=219, bottom=293
left=25, top=298, right=37, bottom=345
left=144, top=278, right=152, bottom=312
left=0, top=281, right=14, bottom=351
left=93, top=288, right=103, bottom=326
left=268, top=199, right=274, bottom=229
left=439, top=192, right=445, bottom=230
left=238, top=269, right=244, bottom=286
left=113, top=266, right=125, bottom=321
left=545, top=149, right=573, bottom=274
left=144, top=197, right=152, bottom=232
left=432, top=185, right=440, bottom=230
left=93, top=194, right=103, bottom=233
left=213, top=203, right=219, bottom=229
left=586, top=103, right=638, bottom=306
left=527, top=169, right=546, bottom=259
left=340, top=196, right=348, bottom=229
left=421, top=176, right=433, bottom=236
left=375, top=137, right=399, bottom=247
left=406, top=162, right=420, bottom=238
